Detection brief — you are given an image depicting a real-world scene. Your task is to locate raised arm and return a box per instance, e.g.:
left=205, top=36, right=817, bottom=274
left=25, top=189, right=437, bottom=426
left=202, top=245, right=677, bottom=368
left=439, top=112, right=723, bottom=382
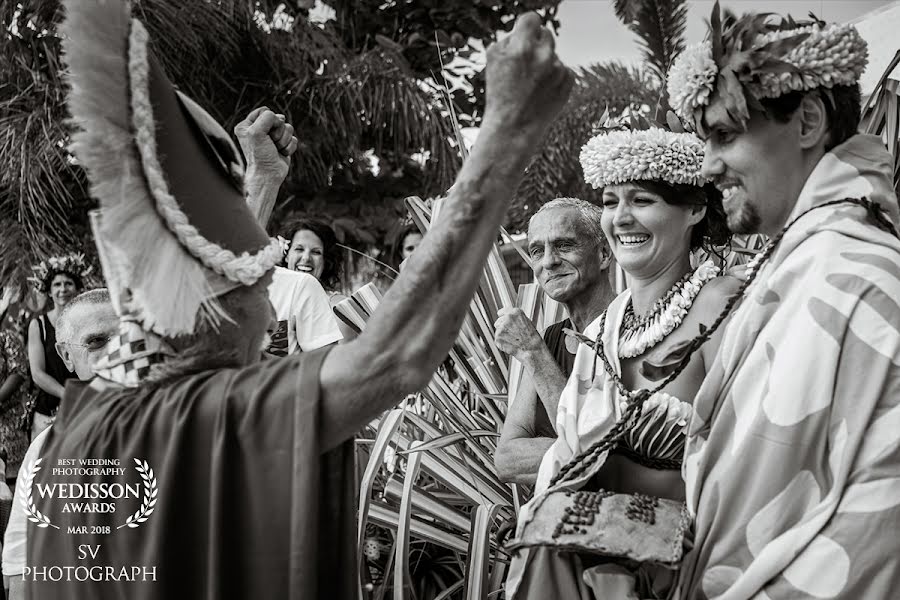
left=317, top=14, right=574, bottom=451
left=27, top=319, right=63, bottom=399
left=494, top=307, right=568, bottom=421
left=235, top=106, right=297, bottom=230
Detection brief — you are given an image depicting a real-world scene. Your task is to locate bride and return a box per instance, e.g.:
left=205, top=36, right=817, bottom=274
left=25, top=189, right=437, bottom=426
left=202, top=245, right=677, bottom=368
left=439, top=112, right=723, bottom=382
left=507, top=119, right=739, bottom=599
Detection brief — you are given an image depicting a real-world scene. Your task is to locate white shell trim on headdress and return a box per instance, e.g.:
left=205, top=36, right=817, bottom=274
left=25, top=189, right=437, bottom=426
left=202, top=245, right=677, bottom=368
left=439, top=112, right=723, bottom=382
left=667, top=22, right=868, bottom=123
left=580, top=128, right=707, bottom=189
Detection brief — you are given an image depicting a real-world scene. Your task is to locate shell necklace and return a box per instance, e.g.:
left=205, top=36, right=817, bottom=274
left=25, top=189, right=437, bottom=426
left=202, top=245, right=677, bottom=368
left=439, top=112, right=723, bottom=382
left=618, top=260, right=720, bottom=358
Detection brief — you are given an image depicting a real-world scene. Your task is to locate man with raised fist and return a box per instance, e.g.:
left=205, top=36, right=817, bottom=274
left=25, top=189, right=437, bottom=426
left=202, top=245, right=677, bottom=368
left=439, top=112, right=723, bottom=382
left=27, top=3, right=573, bottom=599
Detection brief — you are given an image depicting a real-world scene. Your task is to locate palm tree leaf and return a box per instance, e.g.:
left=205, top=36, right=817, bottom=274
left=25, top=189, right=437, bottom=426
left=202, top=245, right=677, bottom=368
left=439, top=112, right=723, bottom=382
left=464, top=503, right=504, bottom=600
left=862, top=50, right=900, bottom=196
left=509, top=63, right=658, bottom=230
left=612, top=0, right=688, bottom=82
left=394, top=445, right=424, bottom=600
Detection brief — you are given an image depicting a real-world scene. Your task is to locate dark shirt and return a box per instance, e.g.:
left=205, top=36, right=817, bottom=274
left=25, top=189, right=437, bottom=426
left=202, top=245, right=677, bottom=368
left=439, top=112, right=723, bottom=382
left=533, top=318, right=575, bottom=438
left=34, top=314, right=75, bottom=415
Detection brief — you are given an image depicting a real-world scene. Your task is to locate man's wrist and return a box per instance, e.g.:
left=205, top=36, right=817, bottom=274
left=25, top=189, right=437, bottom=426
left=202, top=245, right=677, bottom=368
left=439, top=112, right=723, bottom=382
left=245, top=165, right=285, bottom=192
left=244, top=165, right=283, bottom=228
left=479, top=111, right=549, bottom=146
left=518, top=345, right=541, bottom=366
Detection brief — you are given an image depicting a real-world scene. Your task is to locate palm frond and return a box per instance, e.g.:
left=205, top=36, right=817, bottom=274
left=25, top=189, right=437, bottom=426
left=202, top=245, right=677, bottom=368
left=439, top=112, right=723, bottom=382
left=0, top=4, right=92, bottom=285
left=861, top=50, right=900, bottom=196
left=508, top=63, right=659, bottom=230
left=613, top=0, right=688, bottom=82
left=309, top=49, right=460, bottom=192
left=353, top=198, right=576, bottom=598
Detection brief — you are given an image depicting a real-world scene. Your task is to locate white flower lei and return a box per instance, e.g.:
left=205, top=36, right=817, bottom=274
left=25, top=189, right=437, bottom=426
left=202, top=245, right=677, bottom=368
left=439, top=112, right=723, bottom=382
left=618, top=260, right=720, bottom=358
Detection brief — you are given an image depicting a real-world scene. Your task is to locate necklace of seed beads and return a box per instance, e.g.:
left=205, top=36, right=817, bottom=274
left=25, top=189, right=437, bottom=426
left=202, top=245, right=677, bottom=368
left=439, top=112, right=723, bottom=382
left=618, top=260, right=720, bottom=359
left=620, top=269, right=694, bottom=331
left=549, top=197, right=897, bottom=488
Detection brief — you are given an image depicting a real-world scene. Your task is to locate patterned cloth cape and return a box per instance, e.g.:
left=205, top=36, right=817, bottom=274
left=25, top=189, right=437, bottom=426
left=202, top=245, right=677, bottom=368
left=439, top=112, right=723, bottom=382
left=676, top=134, right=900, bottom=599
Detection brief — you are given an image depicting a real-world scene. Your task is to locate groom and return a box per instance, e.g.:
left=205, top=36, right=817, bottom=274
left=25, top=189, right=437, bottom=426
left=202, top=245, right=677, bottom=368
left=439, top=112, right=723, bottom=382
left=666, top=6, right=900, bottom=598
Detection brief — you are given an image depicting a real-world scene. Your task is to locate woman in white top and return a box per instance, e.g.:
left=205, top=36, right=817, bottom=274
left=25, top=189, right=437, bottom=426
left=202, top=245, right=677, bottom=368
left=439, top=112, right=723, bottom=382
left=283, top=218, right=356, bottom=340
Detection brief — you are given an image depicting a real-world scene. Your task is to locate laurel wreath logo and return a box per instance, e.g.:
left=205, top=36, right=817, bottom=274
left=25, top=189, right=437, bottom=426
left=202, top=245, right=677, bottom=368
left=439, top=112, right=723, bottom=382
left=118, top=459, right=158, bottom=529
left=19, top=458, right=59, bottom=529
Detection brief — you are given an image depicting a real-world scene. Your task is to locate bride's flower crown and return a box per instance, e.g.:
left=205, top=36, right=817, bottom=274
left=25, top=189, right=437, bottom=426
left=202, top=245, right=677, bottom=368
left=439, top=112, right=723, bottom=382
left=580, top=109, right=707, bottom=189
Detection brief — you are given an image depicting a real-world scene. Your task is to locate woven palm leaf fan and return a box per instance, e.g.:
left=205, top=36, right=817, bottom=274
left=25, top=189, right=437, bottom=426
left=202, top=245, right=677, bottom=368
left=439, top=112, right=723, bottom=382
left=861, top=49, right=900, bottom=197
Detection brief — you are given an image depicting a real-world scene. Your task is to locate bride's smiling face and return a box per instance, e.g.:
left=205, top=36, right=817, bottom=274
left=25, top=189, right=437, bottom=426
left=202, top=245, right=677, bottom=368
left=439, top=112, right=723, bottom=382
left=601, top=182, right=705, bottom=279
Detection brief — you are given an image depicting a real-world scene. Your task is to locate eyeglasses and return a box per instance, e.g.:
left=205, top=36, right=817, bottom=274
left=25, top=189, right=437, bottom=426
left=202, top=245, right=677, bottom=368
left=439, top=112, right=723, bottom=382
left=64, top=335, right=113, bottom=353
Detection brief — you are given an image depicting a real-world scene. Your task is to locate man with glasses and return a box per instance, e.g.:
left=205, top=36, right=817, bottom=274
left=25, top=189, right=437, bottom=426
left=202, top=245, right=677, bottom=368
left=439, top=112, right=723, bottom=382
left=2, top=289, right=116, bottom=600
left=53, top=290, right=118, bottom=379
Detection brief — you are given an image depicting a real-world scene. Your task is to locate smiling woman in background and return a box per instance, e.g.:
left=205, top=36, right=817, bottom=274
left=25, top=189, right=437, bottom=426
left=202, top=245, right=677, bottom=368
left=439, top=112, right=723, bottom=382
left=283, top=217, right=356, bottom=340
left=25, top=254, right=89, bottom=439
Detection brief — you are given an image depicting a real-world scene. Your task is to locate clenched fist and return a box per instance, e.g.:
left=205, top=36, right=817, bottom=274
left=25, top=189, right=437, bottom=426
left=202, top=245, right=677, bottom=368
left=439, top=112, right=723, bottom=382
left=494, top=307, right=544, bottom=362
left=483, top=13, right=574, bottom=137
left=234, top=106, right=297, bottom=185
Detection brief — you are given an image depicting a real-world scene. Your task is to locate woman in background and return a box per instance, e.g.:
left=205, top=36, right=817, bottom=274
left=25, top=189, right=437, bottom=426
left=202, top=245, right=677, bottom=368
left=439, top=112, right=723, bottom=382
left=26, top=255, right=88, bottom=439
left=283, top=218, right=356, bottom=340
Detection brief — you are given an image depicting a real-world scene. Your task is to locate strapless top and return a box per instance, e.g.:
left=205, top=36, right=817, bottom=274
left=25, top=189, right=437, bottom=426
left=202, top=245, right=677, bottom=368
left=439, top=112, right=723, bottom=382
left=615, top=392, right=692, bottom=470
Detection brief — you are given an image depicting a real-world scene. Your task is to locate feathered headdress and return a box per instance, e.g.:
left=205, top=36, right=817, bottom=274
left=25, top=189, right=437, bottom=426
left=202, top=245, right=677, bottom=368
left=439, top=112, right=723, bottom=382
left=580, top=108, right=707, bottom=190
left=666, top=2, right=868, bottom=134
left=61, top=0, right=282, bottom=337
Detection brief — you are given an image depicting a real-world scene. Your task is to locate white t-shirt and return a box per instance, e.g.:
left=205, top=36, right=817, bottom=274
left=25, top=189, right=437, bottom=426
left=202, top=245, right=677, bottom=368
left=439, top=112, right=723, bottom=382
left=3, top=427, right=49, bottom=577
left=267, top=267, right=342, bottom=355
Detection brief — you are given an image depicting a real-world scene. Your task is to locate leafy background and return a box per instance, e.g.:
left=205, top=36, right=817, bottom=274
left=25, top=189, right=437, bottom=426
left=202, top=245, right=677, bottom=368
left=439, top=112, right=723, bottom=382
left=0, top=0, right=562, bottom=286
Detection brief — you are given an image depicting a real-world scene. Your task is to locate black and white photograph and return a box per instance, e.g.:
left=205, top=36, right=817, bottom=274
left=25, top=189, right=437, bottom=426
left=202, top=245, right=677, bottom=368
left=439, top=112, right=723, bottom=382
left=0, top=0, right=899, bottom=598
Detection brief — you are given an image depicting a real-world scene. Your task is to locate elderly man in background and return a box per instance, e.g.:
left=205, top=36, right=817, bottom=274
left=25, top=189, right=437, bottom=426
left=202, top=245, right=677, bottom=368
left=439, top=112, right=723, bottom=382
left=494, top=197, right=614, bottom=486
left=4, top=289, right=117, bottom=600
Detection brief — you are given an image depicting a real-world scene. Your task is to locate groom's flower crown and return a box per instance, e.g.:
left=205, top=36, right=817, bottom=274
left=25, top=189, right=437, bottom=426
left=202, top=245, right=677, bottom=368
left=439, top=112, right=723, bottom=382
left=666, top=3, right=868, bottom=133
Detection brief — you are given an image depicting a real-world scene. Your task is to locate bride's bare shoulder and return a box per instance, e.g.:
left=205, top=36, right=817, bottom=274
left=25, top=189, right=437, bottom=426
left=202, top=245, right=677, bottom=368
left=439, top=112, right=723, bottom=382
left=692, top=274, right=743, bottom=320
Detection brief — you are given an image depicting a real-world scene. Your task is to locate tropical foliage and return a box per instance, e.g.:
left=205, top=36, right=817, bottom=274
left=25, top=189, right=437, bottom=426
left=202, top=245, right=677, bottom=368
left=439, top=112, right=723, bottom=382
left=0, top=0, right=561, bottom=286
left=347, top=197, right=565, bottom=599
left=508, top=0, right=689, bottom=230
left=612, top=0, right=688, bottom=82
left=861, top=50, right=900, bottom=196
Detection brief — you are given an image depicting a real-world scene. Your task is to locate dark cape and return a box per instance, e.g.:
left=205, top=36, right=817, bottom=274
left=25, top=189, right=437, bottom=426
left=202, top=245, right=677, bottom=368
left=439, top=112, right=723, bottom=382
left=34, top=314, right=75, bottom=415
left=26, top=349, right=356, bottom=599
